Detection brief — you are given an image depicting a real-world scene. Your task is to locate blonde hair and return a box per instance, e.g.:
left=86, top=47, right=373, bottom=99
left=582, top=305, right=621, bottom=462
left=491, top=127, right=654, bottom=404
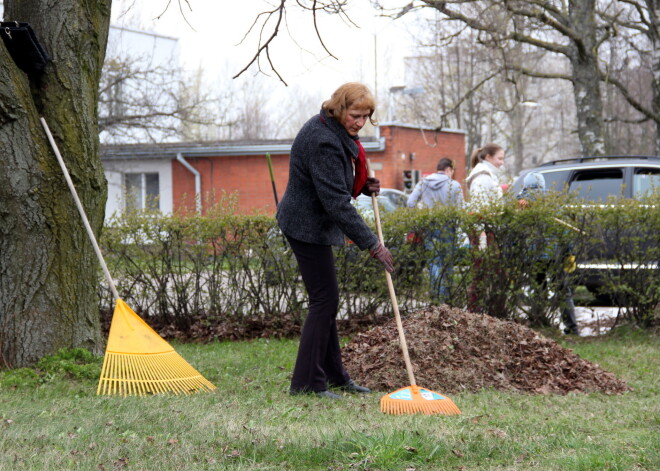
left=322, top=82, right=378, bottom=126
left=470, top=143, right=503, bottom=168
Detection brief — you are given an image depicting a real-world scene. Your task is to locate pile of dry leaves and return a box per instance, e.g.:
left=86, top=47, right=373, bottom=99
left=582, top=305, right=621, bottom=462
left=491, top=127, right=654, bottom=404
left=342, top=305, right=630, bottom=395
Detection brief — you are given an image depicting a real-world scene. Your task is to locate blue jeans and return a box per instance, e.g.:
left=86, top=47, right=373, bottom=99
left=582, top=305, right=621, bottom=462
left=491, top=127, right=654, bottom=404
left=424, top=228, right=456, bottom=303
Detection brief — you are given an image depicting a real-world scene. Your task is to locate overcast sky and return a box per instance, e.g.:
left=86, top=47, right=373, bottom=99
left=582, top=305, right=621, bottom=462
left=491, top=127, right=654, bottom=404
left=110, top=0, right=421, bottom=104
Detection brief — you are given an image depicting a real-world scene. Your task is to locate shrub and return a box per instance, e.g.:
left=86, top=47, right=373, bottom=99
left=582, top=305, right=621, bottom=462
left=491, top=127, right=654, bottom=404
left=99, top=192, right=659, bottom=335
left=584, top=193, right=660, bottom=328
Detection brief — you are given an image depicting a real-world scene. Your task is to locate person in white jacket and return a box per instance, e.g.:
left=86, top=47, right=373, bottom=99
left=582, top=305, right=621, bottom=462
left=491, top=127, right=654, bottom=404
left=465, top=143, right=507, bottom=314
left=465, top=143, right=506, bottom=209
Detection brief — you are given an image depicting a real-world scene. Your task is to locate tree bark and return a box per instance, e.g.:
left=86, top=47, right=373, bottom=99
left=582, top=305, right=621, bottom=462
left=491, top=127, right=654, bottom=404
left=0, top=0, right=110, bottom=367
left=567, top=0, right=606, bottom=156
left=650, top=0, right=660, bottom=154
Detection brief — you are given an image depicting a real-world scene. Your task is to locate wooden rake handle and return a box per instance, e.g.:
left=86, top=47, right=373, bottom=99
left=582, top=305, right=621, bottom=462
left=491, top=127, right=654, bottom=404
left=367, top=160, right=417, bottom=387
left=551, top=216, right=585, bottom=234
left=40, top=117, right=120, bottom=300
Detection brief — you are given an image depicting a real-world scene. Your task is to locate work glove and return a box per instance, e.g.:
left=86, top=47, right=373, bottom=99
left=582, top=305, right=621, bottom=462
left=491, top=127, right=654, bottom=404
left=369, top=241, right=395, bottom=273
left=361, top=177, right=381, bottom=196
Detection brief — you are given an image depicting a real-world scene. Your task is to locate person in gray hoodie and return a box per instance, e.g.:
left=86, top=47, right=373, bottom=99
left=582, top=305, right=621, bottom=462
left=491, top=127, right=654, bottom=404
left=407, top=158, right=465, bottom=303
left=407, top=158, right=465, bottom=209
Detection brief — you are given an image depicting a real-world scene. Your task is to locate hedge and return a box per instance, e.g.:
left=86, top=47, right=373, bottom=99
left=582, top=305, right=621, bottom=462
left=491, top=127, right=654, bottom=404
left=98, top=191, right=660, bottom=335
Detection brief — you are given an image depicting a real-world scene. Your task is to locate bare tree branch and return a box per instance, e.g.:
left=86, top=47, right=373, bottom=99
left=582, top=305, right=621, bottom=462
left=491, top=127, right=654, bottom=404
left=601, top=70, right=660, bottom=121
left=311, top=0, right=339, bottom=60
left=233, top=0, right=288, bottom=83
left=235, top=0, right=360, bottom=84
left=510, top=69, right=572, bottom=83
left=155, top=0, right=196, bottom=31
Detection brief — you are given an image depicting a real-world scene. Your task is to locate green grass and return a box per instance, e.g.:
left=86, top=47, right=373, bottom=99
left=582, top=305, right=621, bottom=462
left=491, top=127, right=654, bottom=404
left=1, top=332, right=658, bottom=470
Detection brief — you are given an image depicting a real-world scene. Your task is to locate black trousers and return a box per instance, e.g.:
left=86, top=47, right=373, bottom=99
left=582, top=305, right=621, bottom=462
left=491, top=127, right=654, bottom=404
left=286, top=235, right=350, bottom=392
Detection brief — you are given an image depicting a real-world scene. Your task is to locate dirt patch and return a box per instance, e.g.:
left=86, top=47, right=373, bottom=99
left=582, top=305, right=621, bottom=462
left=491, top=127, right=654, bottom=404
left=342, top=305, right=630, bottom=395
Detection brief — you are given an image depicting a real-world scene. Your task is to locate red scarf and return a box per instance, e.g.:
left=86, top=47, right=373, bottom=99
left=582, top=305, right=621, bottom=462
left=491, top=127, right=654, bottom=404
left=351, top=139, right=368, bottom=199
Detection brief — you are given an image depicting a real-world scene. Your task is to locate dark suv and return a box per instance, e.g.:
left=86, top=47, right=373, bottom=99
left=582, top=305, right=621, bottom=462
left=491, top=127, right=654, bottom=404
left=511, top=155, right=660, bottom=296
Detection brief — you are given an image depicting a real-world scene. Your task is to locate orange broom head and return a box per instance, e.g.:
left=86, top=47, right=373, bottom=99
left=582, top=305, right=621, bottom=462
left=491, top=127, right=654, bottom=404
left=97, top=299, right=216, bottom=397
left=380, top=384, right=461, bottom=416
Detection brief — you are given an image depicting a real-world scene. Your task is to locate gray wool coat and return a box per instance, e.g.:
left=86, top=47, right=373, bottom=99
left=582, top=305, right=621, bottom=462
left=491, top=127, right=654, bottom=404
left=276, top=109, right=378, bottom=251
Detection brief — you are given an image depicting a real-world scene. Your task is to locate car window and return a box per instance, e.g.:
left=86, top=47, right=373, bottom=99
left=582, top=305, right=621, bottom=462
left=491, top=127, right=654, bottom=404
left=633, top=168, right=660, bottom=198
left=380, top=190, right=407, bottom=208
left=353, top=195, right=397, bottom=213
left=386, top=194, right=407, bottom=208
left=539, top=170, right=573, bottom=192
left=568, top=169, right=624, bottom=202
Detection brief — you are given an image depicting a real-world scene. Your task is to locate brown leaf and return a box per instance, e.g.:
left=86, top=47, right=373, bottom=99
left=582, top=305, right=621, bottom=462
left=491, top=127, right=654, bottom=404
left=516, top=453, right=528, bottom=462
left=226, top=449, right=241, bottom=458
left=113, top=457, right=128, bottom=470
left=469, top=415, right=484, bottom=424
left=487, top=428, right=508, bottom=438
left=342, top=305, right=629, bottom=396
left=452, top=449, right=464, bottom=458
left=167, top=438, right=178, bottom=446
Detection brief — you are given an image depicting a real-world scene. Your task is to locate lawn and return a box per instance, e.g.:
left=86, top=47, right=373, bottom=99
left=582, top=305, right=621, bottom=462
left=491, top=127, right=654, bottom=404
left=0, top=329, right=657, bottom=470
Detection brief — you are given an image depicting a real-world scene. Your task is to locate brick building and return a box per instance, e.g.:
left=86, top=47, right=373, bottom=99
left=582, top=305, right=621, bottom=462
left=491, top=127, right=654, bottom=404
left=101, top=123, right=466, bottom=217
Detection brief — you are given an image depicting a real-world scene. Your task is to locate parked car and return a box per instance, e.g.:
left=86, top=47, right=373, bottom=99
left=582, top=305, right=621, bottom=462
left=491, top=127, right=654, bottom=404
left=511, top=155, right=660, bottom=200
left=351, top=188, right=407, bottom=222
left=379, top=188, right=408, bottom=208
left=511, top=155, right=660, bottom=297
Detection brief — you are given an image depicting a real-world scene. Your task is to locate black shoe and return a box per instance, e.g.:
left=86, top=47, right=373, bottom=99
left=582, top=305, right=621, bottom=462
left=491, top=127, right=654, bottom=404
left=564, top=327, right=579, bottom=335
left=336, top=380, right=371, bottom=394
left=289, top=389, right=341, bottom=399
left=315, top=390, right=342, bottom=399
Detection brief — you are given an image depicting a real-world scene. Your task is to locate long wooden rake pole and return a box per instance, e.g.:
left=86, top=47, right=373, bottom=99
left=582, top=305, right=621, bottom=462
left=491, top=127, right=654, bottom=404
left=368, top=160, right=460, bottom=416
left=41, top=117, right=216, bottom=396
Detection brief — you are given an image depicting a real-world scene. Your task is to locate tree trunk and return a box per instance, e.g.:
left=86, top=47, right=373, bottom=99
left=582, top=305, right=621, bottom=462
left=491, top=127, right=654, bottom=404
left=510, top=104, right=525, bottom=175
left=650, top=0, right=660, bottom=155
left=0, top=0, right=110, bottom=367
left=567, top=0, right=606, bottom=156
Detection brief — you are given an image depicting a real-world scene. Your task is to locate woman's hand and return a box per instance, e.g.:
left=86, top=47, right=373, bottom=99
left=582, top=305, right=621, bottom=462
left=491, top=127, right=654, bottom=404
left=370, top=242, right=395, bottom=272
left=361, top=177, right=380, bottom=196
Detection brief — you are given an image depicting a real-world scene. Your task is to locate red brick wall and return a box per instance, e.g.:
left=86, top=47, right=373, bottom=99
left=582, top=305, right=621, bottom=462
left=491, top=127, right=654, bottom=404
left=173, top=153, right=290, bottom=215
left=377, top=126, right=467, bottom=189
left=172, top=125, right=466, bottom=215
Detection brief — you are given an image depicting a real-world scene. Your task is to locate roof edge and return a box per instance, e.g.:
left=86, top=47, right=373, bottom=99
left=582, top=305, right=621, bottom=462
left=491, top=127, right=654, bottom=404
left=102, top=137, right=387, bottom=160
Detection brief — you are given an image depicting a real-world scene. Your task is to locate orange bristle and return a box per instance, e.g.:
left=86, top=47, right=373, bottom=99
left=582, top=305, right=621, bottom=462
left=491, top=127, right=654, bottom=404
left=380, top=385, right=461, bottom=416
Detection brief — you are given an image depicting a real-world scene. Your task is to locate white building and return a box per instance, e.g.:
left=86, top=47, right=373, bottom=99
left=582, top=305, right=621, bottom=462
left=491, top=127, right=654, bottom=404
left=101, top=26, right=180, bottom=219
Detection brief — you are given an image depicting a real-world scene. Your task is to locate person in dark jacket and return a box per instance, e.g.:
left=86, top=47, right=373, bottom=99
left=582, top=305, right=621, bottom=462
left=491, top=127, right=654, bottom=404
left=407, top=158, right=465, bottom=303
left=517, top=172, right=579, bottom=335
left=277, top=82, right=395, bottom=399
